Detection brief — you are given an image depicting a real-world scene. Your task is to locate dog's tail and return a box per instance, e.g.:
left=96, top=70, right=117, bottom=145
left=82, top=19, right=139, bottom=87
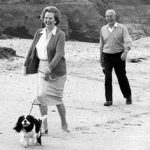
left=40, top=115, right=48, bottom=122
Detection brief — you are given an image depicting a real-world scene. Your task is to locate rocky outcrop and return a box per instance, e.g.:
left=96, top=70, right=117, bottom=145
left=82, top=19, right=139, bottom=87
left=0, top=47, right=16, bottom=59
left=0, top=0, right=150, bottom=42
left=0, top=0, right=105, bottom=42
left=56, top=1, right=105, bottom=42
left=108, top=0, right=150, bottom=39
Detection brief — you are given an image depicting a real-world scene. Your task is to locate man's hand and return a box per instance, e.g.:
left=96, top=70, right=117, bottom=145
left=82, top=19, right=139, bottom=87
left=121, top=51, right=128, bottom=61
left=100, top=52, right=104, bottom=67
left=100, top=52, right=105, bottom=74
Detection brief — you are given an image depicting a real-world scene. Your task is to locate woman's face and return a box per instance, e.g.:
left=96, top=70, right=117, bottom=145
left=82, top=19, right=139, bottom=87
left=44, top=12, right=56, bottom=28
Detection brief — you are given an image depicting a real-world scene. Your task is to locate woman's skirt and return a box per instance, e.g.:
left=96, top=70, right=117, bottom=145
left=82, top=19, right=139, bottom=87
left=34, top=60, right=66, bottom=106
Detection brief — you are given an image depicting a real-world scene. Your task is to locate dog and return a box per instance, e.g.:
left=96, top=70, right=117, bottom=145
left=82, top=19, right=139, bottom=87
left=13, top=115, right=47, bottom=147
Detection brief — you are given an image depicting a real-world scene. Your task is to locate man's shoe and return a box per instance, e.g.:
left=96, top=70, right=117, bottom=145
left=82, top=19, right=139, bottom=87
left=104, top=101, right=112, bottom=106
left=126, top=95, right=132, bottom=105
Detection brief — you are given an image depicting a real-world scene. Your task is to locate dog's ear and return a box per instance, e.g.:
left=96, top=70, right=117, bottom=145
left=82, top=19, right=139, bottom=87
left=13, top=116, right=24, bottom=133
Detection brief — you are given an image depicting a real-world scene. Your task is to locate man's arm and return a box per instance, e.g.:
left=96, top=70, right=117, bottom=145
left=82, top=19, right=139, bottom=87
left=123, top=25, right=132, bottom=52
left=121, top=25, right=132, bottom=61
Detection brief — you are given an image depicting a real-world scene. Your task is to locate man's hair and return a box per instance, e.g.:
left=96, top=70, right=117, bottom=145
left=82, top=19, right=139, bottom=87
left=105, top=9, right=116, bottom=16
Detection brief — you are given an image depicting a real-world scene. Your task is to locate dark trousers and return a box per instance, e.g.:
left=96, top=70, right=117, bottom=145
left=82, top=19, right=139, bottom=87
left=103, top=52, right=131, bottom=102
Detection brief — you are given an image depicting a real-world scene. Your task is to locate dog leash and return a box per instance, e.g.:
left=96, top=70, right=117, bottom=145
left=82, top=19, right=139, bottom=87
left=28, top=76, right=38, bottom=115
left=28, top=99, right=36, bottom=115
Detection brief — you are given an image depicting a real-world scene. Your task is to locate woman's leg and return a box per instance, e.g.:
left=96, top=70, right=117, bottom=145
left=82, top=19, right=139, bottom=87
left=56, top=103, right=69, bottom=131
left=39, top=105, right=48, bottom=130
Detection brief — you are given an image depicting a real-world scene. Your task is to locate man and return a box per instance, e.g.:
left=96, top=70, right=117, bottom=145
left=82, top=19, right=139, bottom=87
left=100, top=9, right=132, bottom=106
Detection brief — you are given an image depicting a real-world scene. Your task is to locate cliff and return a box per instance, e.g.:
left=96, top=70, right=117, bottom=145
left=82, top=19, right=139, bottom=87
left=0, top=0, right=150, bottom=42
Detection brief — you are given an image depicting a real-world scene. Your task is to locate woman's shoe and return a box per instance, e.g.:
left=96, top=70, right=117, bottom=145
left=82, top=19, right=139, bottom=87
left=60, top=129, right=70, bottom=134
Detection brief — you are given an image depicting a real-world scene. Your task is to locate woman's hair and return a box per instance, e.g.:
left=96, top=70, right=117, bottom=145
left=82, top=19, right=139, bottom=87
left=41, top=6, right=61, bottom=25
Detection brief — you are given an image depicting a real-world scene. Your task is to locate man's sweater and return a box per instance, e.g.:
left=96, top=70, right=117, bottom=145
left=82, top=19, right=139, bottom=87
left=100, top=23, right=132, bottom=54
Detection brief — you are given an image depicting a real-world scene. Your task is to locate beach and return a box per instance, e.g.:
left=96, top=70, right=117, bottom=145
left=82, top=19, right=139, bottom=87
left=0, top=37, right=150, bottom=150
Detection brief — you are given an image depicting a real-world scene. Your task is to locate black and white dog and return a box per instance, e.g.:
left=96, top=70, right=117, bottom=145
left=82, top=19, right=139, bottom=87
left=13, top=115, right=47, bottom=147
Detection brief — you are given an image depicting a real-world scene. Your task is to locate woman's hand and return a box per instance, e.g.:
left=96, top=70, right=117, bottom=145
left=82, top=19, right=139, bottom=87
left=121, top=51, right=128, bottom=61
left=43, top=68, right=52, bottom=81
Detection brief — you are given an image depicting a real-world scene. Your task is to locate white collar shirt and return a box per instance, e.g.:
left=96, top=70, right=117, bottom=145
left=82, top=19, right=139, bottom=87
left=107, top=22, right=118, bottom=33
left=36, top=26, right=57, bottom=60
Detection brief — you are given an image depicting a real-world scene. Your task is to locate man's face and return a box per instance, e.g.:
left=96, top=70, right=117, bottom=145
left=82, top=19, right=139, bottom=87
left=105, top=11, right=116, bottom=26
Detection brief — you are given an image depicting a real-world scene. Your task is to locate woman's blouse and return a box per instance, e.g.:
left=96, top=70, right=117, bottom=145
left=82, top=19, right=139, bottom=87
left=36, top=26, right=57, bottom=60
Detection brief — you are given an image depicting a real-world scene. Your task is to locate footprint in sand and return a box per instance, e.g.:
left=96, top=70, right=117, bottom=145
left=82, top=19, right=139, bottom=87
left=82, top=131, right=96, bottom=134
left=107, top=120, right=120, bottom=124
left=123, top=123, right=142, bottom=126
left=75, top=126, right=90, bottom=131
left=94, top=124, right=101, bottom=127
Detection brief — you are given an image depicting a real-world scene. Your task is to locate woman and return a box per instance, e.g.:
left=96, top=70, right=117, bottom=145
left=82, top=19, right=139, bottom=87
left=23, top=6, right=69, bottom=134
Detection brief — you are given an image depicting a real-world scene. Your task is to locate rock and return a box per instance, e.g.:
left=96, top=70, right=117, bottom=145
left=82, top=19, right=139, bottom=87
left=58, top=14, right=69, bottom=40
left=0, top=47, right=16, bottom=59
left=0, top=0, right=105, bottom=42
left=56, top=1, right=104, bottom=42
left=0, top=0, right=150, bottom=42
left=0, top=34, right=12, bottom=39
left=109, top=0, right=150, bottom=39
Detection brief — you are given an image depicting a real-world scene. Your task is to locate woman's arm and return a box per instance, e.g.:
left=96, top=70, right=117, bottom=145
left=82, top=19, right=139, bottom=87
left=23, top=29, right=41, bottom=74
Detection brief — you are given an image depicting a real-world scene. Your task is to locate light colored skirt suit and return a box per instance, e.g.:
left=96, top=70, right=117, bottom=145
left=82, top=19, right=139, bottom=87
left=34, top=60, right=66, bottom=106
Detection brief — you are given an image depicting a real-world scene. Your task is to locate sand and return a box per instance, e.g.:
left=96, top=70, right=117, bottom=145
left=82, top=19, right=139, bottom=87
left=0, top=37, right=150, bottom=150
